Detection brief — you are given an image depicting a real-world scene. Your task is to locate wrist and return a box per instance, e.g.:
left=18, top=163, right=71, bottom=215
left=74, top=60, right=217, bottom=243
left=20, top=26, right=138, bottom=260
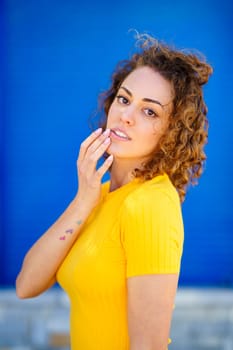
left=71, top=194, right=93, bottom=219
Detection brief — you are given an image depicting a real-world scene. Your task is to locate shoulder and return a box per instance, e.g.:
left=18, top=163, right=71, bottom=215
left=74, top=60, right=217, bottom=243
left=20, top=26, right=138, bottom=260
left=120, top=175, right=184, bottom=276
left=119, top=174, right=183, bottom=239
left=123, top=174, right=181, bottom=213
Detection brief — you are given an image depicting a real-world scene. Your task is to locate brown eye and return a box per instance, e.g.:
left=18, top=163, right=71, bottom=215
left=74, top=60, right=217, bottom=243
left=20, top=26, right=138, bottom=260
left=116, top=95, right=129, bottom=105
left=144, top=108, right=157, bottom=118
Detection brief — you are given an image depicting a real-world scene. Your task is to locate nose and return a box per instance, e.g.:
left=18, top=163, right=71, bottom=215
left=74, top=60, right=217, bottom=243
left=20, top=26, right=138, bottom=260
left=120, top=105, right=136, bottom=125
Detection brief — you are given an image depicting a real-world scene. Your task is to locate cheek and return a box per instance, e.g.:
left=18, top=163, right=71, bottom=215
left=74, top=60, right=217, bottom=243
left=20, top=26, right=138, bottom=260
left=142, top=122, right=167, bottom=149
left=151, top=118, right=169, bottom=137
left=106, top=105, right=115, bottom=125
left=141, top=121, right=161, bottom=139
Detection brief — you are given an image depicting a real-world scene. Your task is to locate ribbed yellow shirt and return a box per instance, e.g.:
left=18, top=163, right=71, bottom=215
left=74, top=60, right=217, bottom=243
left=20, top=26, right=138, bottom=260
left=56, top=174, right=184, bottom=349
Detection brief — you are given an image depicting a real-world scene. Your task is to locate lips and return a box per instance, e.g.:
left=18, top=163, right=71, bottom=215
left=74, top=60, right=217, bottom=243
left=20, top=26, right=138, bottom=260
left=110, top=128, right=131, bottom=141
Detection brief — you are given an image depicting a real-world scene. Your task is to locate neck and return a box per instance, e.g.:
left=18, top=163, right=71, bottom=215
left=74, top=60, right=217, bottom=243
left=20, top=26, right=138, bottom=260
left=109, top=158, right=144, bottom=192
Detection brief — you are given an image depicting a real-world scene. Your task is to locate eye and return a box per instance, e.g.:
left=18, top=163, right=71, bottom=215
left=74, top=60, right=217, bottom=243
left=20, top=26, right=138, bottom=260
left=116, top=95, right=129, bottom=105
left=144, top=108, right=157, bottom=118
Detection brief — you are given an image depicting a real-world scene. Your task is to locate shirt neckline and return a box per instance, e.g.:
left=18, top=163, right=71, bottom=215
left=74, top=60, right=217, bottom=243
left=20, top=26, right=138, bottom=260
left=101, top=174, right=168, bottom=201
left=102, top=177, right=140, bottom=200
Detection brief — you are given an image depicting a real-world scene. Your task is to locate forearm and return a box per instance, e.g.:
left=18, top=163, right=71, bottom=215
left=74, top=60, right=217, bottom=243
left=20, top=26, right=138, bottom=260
left=16, top=128, right=113, bottom=299
left=16, top=196, right=91, bottom=298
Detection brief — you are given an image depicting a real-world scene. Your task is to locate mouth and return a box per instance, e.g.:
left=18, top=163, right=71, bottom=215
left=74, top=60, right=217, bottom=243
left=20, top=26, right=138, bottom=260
left=110, top=128, right=131, bottom=141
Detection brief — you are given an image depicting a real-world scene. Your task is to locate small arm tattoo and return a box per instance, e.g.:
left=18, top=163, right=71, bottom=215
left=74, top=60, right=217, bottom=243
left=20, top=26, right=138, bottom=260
left=65, top=229, right=73, bottom=234
left=59, top=219, right=83, bottom=241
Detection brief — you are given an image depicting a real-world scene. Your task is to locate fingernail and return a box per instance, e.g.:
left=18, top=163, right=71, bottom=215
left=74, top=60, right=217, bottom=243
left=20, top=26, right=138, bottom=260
left=94, top=128, right=102, bottom=134
left=103, top=129, right=110, bottom=136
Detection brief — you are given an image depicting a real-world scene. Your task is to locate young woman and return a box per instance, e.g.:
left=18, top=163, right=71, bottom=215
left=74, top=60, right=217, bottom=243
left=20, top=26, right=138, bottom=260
left=16, top=34, right=212, bottom=350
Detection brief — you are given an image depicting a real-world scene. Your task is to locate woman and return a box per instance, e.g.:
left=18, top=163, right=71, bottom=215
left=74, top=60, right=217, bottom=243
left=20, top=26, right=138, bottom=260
left=16, top=34, right=212, bottom=349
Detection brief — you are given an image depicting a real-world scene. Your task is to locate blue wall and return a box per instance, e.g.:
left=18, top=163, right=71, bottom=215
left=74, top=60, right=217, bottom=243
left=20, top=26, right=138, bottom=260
left=1, top=0, right=233, bottom=286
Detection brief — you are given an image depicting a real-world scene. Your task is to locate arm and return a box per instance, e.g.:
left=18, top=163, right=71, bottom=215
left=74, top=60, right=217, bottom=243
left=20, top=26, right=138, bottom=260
left=121, top=184, right=183, bottom=349
left=16, top=198, right=90, bottom=298
left=16, top=128, right=113, bottom=299
left=127, top=274, right=179, bottom=350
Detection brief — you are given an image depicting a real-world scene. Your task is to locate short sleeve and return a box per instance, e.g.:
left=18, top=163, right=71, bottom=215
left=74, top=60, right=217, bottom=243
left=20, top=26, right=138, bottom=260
left=120, top=187, right=184, bottom=278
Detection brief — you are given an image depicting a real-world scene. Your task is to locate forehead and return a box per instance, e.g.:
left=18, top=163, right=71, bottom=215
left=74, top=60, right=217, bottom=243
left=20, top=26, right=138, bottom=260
left=121, top=66, right=173, bottom=106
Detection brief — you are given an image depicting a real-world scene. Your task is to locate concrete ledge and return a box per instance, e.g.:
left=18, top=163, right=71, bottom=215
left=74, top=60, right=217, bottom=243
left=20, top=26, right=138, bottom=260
left=171, top=288, right=233, bottom=350
left=0, top=287, right=233, bottom=350
left=0, top=288, right=70, bottom=349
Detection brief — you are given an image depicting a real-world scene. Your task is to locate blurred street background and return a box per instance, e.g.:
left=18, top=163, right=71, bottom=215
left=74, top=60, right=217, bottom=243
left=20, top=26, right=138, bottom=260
left=1, top=288, right=233, bottom=349
left=1, top=0, right=232, bottom=349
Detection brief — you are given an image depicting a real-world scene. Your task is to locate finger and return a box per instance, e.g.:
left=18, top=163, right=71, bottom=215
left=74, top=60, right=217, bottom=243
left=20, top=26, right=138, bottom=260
left=85, top=129, right=110, bottom=156
left=81, top=137, right=111, bottom=175
left=96, top=155, right=114, bottom=179
left=78, top=128, right=102, bottom=163
left=87, top=137, right=111, bottom=165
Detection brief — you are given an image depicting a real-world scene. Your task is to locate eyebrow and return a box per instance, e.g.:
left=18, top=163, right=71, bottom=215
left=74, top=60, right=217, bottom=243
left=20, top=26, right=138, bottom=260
left=119, top=86, right=167, bottom=109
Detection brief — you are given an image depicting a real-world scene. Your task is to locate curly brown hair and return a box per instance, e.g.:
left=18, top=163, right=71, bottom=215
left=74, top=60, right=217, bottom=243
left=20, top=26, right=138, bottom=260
left=98, top=34, right=213, bottom=202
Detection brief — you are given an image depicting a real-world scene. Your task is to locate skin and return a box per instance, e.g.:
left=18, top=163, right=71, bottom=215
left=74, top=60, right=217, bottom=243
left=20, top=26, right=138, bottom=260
left=106, top=67, right=177, bottom=349
left=16, top=66, right=178, bottom=350
left=16, top=128, right=114, bottom=297
left=106, top=66, right=173, bottom=191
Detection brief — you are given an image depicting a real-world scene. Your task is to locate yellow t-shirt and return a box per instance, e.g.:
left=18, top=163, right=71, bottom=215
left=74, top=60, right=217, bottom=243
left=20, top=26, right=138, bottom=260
left=56, top=174, right=184, bottom=350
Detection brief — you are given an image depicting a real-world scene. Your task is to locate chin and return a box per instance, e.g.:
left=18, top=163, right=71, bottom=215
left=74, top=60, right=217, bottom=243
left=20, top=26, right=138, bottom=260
left=107, top=144, right=129, bottom=157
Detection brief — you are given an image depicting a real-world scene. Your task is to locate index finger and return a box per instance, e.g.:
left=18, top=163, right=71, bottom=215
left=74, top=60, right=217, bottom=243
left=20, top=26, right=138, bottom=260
left=78, top=128, right=102, bottom=162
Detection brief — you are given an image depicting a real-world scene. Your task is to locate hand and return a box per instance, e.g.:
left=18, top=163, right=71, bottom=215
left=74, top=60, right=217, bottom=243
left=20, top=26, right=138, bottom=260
left=75, top=128, right=113, bottom=211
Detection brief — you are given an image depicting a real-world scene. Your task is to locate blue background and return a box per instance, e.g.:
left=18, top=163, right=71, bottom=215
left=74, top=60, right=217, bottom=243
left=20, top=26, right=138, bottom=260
left=1, top=0, right=232, bottom=286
